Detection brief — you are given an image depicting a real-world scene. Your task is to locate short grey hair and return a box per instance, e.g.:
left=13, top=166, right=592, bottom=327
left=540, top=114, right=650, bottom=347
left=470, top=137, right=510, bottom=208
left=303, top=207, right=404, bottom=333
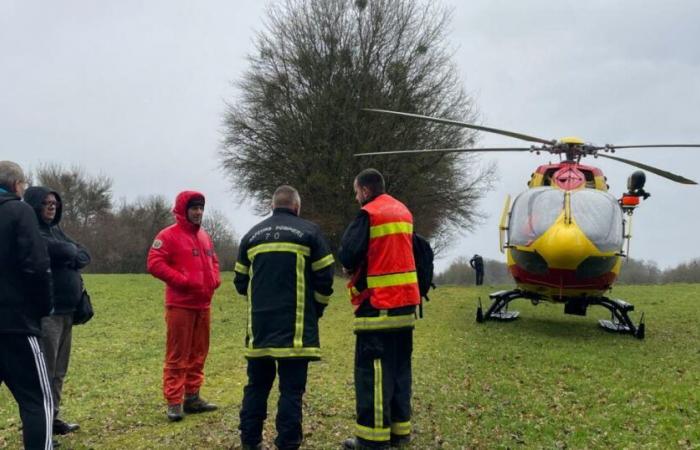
left=0, top=161, right=25, bottom=192
left=272, top=185, right=301, bottom=209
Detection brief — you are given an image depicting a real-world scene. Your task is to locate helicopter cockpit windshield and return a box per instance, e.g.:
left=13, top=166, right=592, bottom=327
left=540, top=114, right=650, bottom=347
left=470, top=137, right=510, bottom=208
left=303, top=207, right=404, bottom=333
left=508, top=187, right=623, bottom=251
left=509, top=188, right=564, bottom=246
left=570, top=190, right=623, bottom=252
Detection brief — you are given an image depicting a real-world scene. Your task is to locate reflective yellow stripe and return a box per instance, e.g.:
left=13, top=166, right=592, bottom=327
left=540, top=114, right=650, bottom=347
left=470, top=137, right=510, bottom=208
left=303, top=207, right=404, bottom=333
left=355, top=424, right=390, bottom=442
left=314, top=292, right=330, bottom=305
left=247, top=242, right=311, bottom=260
left=245, top=347, right=321, bottom=359
left=391, top=421, right=411, bottom=436
left=247, top=264, right=255, bottom=348
left=354, top=314, right=415, bottom=331
left=366, top=271, right=417, bottom=289
left=311, top=254, right=334, bottom=271
left=374, top=359, right=383, bottom=430
left=293, top=254, right=305, bottom=348
left=369, top=221, right=413, bottom=239
left=234, top=262, right=249, bottom=274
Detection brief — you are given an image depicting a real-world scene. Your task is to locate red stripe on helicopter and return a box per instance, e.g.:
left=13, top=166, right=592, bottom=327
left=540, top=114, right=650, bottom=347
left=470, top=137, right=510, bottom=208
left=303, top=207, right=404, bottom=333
left=510, top=265, right=617, bottom=290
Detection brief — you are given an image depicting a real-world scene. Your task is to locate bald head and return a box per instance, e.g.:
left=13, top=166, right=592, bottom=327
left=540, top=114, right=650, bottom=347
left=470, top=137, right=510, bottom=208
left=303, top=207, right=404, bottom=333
left=272, top=185, right=301, bottom=214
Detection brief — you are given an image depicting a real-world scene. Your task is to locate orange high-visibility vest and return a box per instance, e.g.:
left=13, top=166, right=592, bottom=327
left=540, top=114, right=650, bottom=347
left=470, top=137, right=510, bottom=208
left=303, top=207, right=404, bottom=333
left=349, top=194, right=420, bottom=310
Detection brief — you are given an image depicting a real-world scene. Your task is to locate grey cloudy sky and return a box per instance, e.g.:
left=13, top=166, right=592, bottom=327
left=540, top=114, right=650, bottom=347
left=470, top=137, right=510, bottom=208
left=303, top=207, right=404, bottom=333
left=2, top=0, right=699, bottom=271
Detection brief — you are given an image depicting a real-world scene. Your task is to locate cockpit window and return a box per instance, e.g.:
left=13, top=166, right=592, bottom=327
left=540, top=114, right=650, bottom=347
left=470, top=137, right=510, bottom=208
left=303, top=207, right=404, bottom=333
left=570, top=190, right=623, bottom=252
left=509, top=188, right=565, bottom=246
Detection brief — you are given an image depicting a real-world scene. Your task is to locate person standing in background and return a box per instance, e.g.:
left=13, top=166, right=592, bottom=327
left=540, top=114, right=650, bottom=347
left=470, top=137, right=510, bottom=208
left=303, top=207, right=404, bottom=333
left=0, top=161, right=54, bottom=449
left=24, top=186, right=91, bottom=436
left=147, top=191, right=221, bottom=422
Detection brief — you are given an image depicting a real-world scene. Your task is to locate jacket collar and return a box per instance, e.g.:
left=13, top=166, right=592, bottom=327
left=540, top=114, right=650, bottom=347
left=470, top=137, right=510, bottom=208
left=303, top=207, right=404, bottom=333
left=273, top=207, right=298, bottom=216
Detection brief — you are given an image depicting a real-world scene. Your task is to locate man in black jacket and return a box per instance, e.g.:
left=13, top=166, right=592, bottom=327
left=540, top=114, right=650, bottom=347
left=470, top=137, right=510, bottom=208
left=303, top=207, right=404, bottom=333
left=0, top=161, right=54, bottom=450
left=24, top=186, right=91, bottom=436
left=233, top=185, right=334, bottom=450
left=469, top=254, right=484, bottom=286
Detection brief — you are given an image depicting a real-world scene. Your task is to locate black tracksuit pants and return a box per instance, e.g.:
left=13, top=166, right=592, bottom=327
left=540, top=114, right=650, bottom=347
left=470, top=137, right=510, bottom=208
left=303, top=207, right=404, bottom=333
left=354, top=329, right=413, bottom=448
left=0, top=334, right=54, bottom=450
left=239, top=358, right=309, bottom=450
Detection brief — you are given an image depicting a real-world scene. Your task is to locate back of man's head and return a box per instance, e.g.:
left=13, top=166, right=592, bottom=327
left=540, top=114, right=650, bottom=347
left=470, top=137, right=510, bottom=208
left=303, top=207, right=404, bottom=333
left=272, top=185, right=301, bottom=211
left=0, top=161, right=25, bottom=193
left=355, top=168, right=385, bottom=196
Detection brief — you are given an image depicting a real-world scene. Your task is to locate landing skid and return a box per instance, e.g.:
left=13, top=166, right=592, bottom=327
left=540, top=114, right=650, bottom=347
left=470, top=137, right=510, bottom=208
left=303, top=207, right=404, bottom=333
left=475, top=289, right=645, bottom=339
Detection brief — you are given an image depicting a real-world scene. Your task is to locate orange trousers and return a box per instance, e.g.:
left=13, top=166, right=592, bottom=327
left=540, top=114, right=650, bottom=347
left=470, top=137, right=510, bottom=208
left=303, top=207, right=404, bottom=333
left=164, top=306, right=211, bottom=405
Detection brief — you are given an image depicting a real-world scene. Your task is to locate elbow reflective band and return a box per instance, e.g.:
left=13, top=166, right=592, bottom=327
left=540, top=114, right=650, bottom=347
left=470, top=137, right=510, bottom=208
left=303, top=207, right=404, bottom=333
left=366, top=271, right=417, bottom=288
left=247, top=242, right=311, bottom=260
left=391, top=421, right=411, bottom=436
left=314, top=292, right=331, bottom=304
left=369, top=221, right=413, bottom=238
left=353, top=314, right=415, bottom=331
left=245, top=347, right=321, bottom=359
left=234, top=262, right=249, bottom=274
left=311, top=254, right=334, bottom=271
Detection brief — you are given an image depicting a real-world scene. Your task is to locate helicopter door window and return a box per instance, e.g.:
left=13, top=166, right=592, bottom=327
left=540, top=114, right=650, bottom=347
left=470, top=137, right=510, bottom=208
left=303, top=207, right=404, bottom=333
left=509, top=188, right=564, bottom=246
left=570, top=190, right=624, bottom=252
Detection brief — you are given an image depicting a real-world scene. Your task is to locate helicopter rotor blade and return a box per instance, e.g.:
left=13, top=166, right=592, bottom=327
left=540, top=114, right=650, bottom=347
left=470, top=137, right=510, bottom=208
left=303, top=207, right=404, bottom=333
left=596, top=153, right=698, bottom=185
left=362, top=108, right=556, bottom=145
left=355, top=147, right=534, bottom=157
left=604, top=144, right=700, bottom=150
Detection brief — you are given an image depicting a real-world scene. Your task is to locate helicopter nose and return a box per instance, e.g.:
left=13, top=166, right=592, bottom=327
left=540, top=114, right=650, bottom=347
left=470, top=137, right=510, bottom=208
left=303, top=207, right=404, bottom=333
left=534, top=218, right=598, bottom=270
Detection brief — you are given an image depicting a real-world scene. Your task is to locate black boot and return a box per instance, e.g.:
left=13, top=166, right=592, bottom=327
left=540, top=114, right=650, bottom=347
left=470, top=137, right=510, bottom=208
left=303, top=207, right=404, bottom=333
left=184, top=392, right=218, bottom=413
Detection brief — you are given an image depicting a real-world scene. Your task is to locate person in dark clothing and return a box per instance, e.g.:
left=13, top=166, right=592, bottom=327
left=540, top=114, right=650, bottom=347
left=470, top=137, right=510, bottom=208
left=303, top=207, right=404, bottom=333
left=0, top=161, right=55, bottom=450
left=233, top=185, right=334, bottom=450
left=339, top=169, right=420, bottom=450
left=24, top=186, right=91, bottom=436
left=469, top=254, right=484, bottom=286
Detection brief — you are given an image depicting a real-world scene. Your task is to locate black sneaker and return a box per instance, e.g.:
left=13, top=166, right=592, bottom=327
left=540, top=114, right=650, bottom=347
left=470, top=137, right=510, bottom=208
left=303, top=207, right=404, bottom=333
left=183, top=393, right=218, bottom=414
left=53, top=418, right=80, bottom=435
left=167, top=403, right=184, bottom=422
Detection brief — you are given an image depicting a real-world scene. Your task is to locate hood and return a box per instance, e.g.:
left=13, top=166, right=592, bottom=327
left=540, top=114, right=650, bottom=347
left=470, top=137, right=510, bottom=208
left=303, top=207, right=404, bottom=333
left=173, top=190, right=205, bottom=232
left=24, top=186, right=63, bottom=226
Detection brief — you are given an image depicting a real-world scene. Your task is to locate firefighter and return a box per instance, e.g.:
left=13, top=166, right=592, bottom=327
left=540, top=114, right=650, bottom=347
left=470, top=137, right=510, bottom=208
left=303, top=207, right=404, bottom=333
left=234, top=185, right=334, bottom=450
left=339, top=169, right=420, bottom=450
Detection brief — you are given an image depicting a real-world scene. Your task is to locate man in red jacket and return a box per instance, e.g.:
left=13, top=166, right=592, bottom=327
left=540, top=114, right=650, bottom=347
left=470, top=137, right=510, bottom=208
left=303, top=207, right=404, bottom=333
left=147, top=191, right=221, bottom=421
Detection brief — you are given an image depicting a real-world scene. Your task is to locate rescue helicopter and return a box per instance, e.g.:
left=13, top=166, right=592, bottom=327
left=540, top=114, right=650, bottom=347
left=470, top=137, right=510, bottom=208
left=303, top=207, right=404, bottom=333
left=356, top=108, right=700, bottom=339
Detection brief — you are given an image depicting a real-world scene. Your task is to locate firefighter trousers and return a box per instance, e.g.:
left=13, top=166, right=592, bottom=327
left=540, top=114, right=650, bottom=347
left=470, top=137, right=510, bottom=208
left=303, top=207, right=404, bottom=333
left=354, top=329, right=413, bottom=448
left=239, top=358, right=309, bottom=450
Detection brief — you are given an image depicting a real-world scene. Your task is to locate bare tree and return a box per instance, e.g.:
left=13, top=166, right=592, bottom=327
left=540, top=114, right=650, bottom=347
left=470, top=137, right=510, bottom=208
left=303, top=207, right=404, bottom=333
left=222, top=0, right=495, bottom=250
left=203, top=209, right=239, bottom=272
left=35, top=163, right=113, bottom=235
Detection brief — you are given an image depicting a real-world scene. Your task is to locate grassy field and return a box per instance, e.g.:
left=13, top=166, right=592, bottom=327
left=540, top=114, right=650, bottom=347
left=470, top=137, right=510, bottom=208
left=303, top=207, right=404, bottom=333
left=1, top=275, right=699, bottom=449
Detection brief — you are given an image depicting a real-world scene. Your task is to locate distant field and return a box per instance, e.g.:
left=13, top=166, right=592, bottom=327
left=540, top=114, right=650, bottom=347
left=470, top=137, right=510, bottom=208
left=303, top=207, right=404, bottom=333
left=1, top=276, right=698, bottom=449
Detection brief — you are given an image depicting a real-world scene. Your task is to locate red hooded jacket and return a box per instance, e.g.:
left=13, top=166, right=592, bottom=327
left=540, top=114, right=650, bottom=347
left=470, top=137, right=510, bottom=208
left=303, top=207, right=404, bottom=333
left=147, top=191, right=221, bottom=309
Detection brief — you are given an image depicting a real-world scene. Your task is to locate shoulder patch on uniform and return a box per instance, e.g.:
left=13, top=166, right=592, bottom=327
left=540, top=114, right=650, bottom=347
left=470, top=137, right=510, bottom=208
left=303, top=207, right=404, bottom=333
left=152, top=239, right=163, bottom=249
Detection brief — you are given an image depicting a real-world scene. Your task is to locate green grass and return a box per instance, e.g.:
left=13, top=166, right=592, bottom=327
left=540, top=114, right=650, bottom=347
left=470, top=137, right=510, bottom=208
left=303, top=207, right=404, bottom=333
left=1, top=276, right=699, bottom=449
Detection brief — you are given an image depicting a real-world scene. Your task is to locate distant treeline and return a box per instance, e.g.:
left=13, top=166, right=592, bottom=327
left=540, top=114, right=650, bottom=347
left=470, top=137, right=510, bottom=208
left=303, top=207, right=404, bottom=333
left=32, top=164, right=238, bottom=273
left=435, top=256, right=700, bottom=285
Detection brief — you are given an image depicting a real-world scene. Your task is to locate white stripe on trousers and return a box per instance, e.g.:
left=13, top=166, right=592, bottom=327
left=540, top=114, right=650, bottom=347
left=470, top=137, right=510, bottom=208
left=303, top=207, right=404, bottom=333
left=28, top=336, right=54, bottom=450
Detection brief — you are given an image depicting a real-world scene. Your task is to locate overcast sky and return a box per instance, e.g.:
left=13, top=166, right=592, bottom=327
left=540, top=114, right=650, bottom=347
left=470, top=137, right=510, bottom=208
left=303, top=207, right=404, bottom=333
left=2, top=0, right=699, bottom=271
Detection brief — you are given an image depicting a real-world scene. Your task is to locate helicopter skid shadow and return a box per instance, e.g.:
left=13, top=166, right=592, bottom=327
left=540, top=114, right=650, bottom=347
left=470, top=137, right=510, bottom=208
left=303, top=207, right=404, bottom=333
left=482, top=314, right=627, bottom=341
